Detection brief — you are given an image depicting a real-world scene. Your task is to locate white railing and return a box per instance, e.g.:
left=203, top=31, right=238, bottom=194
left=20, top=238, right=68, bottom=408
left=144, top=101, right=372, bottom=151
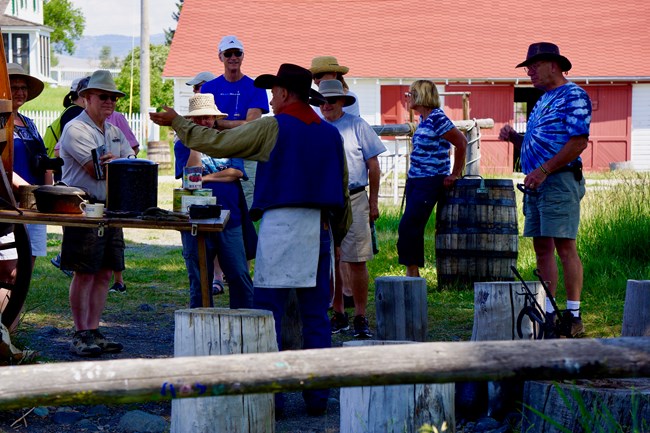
left=22, top=110, right=147, bottom=150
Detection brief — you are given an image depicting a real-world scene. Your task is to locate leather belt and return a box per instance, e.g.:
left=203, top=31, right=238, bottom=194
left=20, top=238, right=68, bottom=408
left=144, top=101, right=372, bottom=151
left=349, top=186, right=366, bottom=195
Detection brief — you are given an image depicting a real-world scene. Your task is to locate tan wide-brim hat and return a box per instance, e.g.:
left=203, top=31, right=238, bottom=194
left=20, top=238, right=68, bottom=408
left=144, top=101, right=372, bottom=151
left=7, top=63, right=44, bottom=101
left=185, top=93, right=227, bottom=118
left=309, top=56, right=349, bottom=75
left=79, top=70, right=125, bottom=97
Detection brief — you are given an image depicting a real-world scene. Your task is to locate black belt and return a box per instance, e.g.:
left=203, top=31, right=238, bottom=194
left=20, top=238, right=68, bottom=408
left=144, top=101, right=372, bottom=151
left=552, top=161, right=583, bottom=181
left=349, top=186, right=366, bottom=195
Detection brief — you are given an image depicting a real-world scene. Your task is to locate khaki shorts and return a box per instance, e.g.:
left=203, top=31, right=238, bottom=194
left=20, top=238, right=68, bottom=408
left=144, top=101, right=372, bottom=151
left=523, top=171, right=586, bottom=239
left=340, top=190, right=374, bottom=263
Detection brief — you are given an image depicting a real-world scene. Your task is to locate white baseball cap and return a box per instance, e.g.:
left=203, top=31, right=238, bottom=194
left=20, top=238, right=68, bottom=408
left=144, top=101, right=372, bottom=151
left=186, top=71, right=216, bottom=86
left=218, top=35, right=244, bottom=53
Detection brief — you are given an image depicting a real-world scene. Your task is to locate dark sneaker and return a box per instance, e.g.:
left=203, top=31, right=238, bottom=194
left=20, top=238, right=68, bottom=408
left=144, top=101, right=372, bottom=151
left=570, top=316, right=585, bottom=338
left=353, top=315, right=372, bottom=339
left=543, top=312, right=557, bottom=339
left=70, top=330, right=102, bottom=357
left=91, top=329, right=123, bottom=353
left=330, top=311, right=349, bottom=334
left=109, top=282, right=127, bottom=293
left=305, top=405, right=327, bottom=417
left=212, top=280, right=225, bottom=295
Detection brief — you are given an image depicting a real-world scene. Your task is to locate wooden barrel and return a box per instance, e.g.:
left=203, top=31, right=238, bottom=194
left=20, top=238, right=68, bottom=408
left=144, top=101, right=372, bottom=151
left=172, top=308, right=277, bottom=433
left=435, top=178, right=518, bottom=289
left=340, top=340, right=454, bottom=433
left=146, top=140, right=171, bottom=169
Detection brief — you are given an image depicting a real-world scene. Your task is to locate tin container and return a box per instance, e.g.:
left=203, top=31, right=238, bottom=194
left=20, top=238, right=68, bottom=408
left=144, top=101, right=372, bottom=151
left=173, top=188, right=193, bottom=212
left=183, top=166, right=202, bottom=190
left=192, top=188, right=213, bottom=197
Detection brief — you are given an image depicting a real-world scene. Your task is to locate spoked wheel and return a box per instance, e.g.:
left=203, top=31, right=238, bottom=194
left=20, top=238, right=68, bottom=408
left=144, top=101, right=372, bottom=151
left=0, top=223, right=32, bottom=328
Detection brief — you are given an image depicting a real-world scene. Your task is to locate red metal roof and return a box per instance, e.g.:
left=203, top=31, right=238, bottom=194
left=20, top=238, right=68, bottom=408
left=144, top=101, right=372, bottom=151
left=164, top=0, right=650, bottom=80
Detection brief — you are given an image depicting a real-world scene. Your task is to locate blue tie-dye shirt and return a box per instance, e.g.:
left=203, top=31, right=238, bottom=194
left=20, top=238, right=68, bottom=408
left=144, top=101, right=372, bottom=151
left=408, top=108, right=456, bottom=178
left=521, top=82, right=592, bottom=174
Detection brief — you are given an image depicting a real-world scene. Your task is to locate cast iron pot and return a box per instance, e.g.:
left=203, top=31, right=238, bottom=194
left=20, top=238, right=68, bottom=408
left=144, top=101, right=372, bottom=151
left=33, top=183, right=89, bottom=214
left=106, top=158, right=158, bottom=213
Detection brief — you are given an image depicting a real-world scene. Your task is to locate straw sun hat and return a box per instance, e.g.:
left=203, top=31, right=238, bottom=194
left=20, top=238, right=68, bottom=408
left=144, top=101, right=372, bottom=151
left=7, top=63, right=44, bottom=101
left=309, top=56, right=349, bottom=75
left=185, top=93, right=227, bottom=118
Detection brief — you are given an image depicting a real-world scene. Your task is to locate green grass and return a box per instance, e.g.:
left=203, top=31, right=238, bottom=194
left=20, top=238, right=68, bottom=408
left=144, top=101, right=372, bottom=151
left=20, top=84, right=69, bottom=112
left=12, top=172, right=650, bottom=347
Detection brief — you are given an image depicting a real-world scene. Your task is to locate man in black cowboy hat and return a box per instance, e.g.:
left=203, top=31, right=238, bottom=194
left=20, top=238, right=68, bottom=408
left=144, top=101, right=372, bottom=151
left=499, top=42, right=592, bottom=338
left=151, top=63, right=351, bottom=417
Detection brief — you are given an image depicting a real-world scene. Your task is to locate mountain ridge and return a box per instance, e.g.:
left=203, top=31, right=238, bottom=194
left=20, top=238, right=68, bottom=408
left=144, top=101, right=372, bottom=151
left=71, top=33, right=166, bottom=60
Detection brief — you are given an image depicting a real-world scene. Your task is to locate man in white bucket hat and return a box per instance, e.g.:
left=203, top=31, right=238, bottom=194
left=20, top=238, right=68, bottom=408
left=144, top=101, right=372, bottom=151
left=58, top=70, right=134, bottom=357
left=174, top=93, right=256, bottom=310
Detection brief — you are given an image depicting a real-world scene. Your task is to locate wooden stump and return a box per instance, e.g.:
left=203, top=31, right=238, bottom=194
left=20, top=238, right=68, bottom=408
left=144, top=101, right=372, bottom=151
left=375, top=276, right=427, bottom=342
left=460, top=281, right=545, bottom=421
left=522, top=379, right=650, bottom=433
left=172, top=308, right=277, bottom=433
left=622, top=280, right=650, bottom=336
left=340, top=341, right=454, bottom=433
left=472, top=281, right=545, bottom=341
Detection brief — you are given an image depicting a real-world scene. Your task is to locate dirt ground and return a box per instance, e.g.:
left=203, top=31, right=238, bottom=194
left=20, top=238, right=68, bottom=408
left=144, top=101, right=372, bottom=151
left=0, top=226, right=340, bottom=433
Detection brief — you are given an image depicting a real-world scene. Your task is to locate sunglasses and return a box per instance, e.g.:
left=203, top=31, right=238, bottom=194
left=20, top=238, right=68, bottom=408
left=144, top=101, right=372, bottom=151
left=313, top=72, right=327, bottom=80
left=222, top=50, right=243, bottom=58
left=323, top=97, right=342, bottom=105
left=91, top=93, right=118, bottom=102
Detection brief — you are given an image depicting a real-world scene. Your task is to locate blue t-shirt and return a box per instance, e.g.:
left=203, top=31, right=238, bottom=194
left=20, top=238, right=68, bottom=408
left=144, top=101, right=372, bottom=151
left=14, top=114, right=47, bottom=185
left=173, top=139, right=245, bottom=227
left=521, top=82, right=592, bottom=174
left=408, top=108, right=456, bottom=178
left=201, top=75, right=269, bottom=120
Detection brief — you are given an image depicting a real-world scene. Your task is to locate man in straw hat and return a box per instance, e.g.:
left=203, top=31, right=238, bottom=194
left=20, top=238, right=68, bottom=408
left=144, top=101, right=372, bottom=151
left=173, top=93, right=255, bottom=309
left=58, top=70, right=135, bottom=356
left=0, top=63, right=49, bottom=330
left=152, top=63, right=351, bottom=417
left=310, top=55, right=360, bottom=117
left=314, top=79, right=386, bottom=339
left=499, top=42, right=592, bottom=338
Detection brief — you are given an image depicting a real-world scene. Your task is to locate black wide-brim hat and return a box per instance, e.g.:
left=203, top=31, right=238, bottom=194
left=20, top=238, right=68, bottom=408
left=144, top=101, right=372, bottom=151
left=255, top=63, right=326, bottom=105
left=516, top=42, right=572, bottom=72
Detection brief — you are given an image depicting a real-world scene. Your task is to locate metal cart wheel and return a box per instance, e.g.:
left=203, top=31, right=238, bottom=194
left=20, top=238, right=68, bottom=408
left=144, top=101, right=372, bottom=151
left=0, top=223, right=32, bottom=328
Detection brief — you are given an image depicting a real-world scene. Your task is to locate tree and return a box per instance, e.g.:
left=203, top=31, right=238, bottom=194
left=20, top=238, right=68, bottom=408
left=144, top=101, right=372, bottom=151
left=164, top=0, right=184, bottom=46
left=43, top=0, right=85, bottom=55
left=115, top=44, right=173, bottom=114
left=99, top=46, right=121, bottom=69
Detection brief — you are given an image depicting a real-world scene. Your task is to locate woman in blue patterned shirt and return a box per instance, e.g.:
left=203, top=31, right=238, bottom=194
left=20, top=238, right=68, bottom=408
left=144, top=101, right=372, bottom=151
left=397, top=80, right=467, bottom=277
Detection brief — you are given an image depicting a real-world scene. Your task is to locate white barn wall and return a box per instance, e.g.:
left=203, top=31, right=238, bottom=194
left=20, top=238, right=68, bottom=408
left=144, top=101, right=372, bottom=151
left=631, top=84, right=650, bottom=171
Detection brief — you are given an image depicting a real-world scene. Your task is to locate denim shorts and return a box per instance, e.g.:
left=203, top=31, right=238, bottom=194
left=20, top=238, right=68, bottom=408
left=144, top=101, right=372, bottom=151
left=61, top=226, right=125, bottom=273
left=523, top=171, right=586, bottom=239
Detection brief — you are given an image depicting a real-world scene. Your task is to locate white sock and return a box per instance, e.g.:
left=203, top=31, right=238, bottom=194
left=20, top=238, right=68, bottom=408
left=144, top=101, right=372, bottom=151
left=545, top=297, right=555, bottom=314
left=567, top=300, right=581, bottom=317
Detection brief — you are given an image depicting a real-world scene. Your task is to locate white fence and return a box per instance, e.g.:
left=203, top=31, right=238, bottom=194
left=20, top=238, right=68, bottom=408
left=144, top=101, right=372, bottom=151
left=23, top=110, right=148, bottom=151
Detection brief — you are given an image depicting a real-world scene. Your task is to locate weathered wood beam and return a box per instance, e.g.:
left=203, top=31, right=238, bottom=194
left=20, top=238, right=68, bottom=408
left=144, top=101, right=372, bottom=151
left=371, top=119, right=494, bottom=136
left=0, top=337, right=648, bottom=409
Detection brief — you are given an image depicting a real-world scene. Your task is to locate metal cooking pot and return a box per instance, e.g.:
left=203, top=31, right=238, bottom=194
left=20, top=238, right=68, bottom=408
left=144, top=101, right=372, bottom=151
left=106, top=158, right=158, bottom=212
left=33, top=183, right=89, bottom=214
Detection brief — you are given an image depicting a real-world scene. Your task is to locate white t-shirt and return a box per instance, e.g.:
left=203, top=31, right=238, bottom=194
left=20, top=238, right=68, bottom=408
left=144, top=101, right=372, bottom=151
left=328, top=113, right=386, bottom=189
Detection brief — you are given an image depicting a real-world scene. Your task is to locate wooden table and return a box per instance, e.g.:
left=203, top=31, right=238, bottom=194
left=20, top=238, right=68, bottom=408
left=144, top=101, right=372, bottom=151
left=0, top=209, right=230, bottom=308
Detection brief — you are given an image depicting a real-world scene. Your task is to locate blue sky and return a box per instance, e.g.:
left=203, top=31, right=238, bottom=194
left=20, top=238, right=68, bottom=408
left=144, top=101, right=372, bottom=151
left=69, top=0, right=178, bottom=36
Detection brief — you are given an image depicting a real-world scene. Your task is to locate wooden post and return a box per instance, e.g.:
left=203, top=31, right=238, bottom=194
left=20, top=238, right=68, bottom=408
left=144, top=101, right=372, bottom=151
left=464, top=281, right=545, bottom=421
left=522, top=378, right=650, bottom=433
left=375, top=276, right=427, bottom=342
left=622, top=280, right=650, bottom=337
left=172, top=308, right=277, bottom=433
left=340, top=341, right=454, bottom=433
left=472, top=281, right=545, bottom=341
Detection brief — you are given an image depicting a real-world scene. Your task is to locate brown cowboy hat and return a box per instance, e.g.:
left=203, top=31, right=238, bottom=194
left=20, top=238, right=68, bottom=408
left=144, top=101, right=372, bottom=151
left=516, top=42, right=572, bottom=72
left=7, top=63, right=44, bottom=101
left=254, top=63, right=325, bottom=104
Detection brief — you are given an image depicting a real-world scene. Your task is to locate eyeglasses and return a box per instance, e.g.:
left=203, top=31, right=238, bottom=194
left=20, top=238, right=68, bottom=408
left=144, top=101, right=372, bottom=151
left=91, top=93, right=118, bottom=102
left=323, top=97, right=342, bottom=105
left=523, top=61, right=547, bottom=73
left=11, top=86, right=28, bottom=93
left=404, top=92, right=412, bottom=98
left=222, top=50, right=243, bottom=58
left=313, top=72, right=327, bottom=80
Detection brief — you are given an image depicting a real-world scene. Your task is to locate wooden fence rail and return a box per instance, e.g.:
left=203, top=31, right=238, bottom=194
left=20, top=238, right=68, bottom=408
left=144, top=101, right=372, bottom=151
left=0, top=337, right=649, bottom=410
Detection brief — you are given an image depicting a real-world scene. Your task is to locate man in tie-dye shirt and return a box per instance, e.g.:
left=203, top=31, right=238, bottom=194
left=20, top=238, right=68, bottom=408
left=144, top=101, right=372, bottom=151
left=499, top=42, right=592, bottom=338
